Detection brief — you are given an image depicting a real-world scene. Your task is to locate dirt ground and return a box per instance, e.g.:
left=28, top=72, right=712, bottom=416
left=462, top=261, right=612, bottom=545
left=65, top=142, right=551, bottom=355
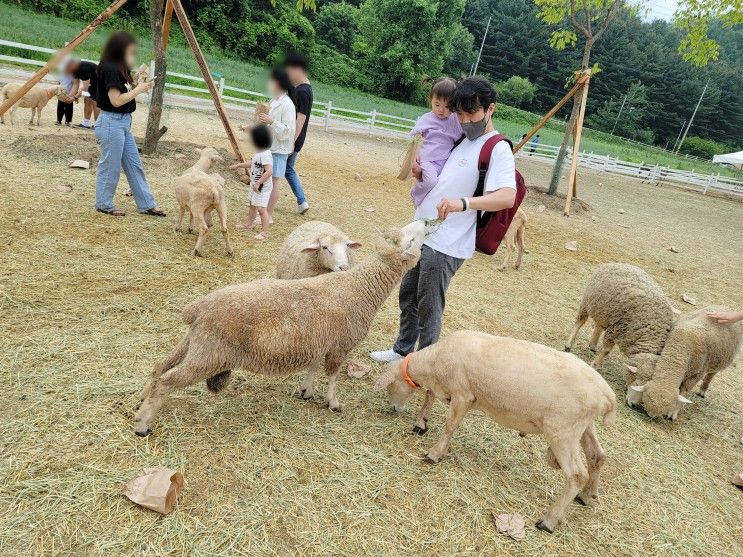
left=1, top=106, right=742, bottom=557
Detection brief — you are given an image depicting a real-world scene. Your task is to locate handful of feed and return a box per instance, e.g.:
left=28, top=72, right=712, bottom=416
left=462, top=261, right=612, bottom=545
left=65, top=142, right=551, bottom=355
left=253, top=101, right=270, bottom=123
left=134, top=64, right=151, bottom=86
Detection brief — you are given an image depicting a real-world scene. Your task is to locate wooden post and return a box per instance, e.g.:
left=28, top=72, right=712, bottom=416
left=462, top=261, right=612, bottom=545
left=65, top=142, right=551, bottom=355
left=170, top=0, right=245, bottom=162
left=369, top=109, right=377, bottom=135
left=162, top=0, right=174, bottom=51
left=564, top=77, right=591, bottom=215
left=0, top=0, right=128, bottom=117
left=512, top=73, right=589, bottom=154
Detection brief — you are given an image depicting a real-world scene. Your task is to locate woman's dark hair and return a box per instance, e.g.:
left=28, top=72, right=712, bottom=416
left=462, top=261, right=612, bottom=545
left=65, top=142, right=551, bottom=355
left=99, top=30, right=136, bottom=85
left=270, top=66, right=296, bottom=105
left=427, top=76, right=456, bottom=102
left=251, top=124, right=273, bottom=151
left=448, top=76, right=497, bottom=114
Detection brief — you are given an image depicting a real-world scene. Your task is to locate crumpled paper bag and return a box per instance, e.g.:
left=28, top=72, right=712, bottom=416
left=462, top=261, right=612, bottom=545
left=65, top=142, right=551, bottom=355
left=122, top=467, right=184, bottom=515
left=493, top=512, right=526, bottom=540
left=253, top=101, right=270, bottom=123
left=397, top=134, right=423, bottom=180
left=347, top=360, right=371, bottom=379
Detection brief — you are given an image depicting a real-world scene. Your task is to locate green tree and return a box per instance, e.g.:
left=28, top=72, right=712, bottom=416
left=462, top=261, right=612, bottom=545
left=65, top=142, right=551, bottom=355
left=678, top=136, right=730, bottom=159
left=674, top=0, right=743, bottom=65
left=314, top=2, right=359, bottom=55
left=585, top=81, right=657, bottom=142
left=497, top=76, right=537, bottom=108
left=443, top=23, right=476, bottom=77
left=355, top=0, right=466, bottom=101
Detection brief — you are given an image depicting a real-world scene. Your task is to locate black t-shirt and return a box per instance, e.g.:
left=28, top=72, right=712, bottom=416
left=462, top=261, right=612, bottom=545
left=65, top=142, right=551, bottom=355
left=293, top=83, right=313, bottom=152
left=96, top=62, right=136, bottom=114
left=73, top=61, right=98, bottom=99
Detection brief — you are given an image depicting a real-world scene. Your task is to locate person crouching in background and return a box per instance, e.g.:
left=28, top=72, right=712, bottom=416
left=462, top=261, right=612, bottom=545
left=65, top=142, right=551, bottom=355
left=65, top=57, right=99, bottom=129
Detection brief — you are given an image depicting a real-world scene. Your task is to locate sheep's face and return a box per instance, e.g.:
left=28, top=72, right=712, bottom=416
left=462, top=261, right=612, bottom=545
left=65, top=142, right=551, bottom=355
left=625, top=354, right=693, bottom=420
left=398, top=220, right=427, bottom=260
left=373, top=361, right=415, bottom=413
left=301, top=235, right=361, bottom=272
left=195, top=147, right=224, bottom=165
left=51, top=85, right=67, bottom=98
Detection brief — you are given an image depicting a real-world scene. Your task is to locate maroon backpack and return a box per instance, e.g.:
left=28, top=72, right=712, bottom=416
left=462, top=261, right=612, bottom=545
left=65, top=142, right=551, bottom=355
left=472, top=134, right=527, bottom=255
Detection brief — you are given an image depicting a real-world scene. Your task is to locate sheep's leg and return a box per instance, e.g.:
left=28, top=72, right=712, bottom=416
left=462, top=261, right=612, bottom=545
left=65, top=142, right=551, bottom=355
left=588, top=324, right=604, bottom=353
left=174, top=204, right=186, bottom=232
left=204, top=210, right=213, bottom=228
left=28, top=108, right=35, bottom=125
left=698, top=371, right=718, bottom=398
left=564, top=311, right=588, bottom=352
left=590, top=339, right=615, bottom=368
left=577, top=423, right=605, bottom=506
left=136, top=337, right=189, bottom=411
left=300, top=363, right=319, bottom=400
left=424, top=397, right=471, bottom=463
left=191, top=212, right=209, bottom=257
left=498, top=240, right=513, bottom=272
left=324, top=355, right=344, bottom=412
left=412, top=389, right=435, bottom=434
left=10, top=106, right=17, bottom=126
left=134, top=359, right=206, bottom=436
left=536, top=441, right=587, bottom=533
left=36, top=107, right=42, bottom=126
left=215, top=200, right=233, bottom=256
left=514, top=227, right=525, bottom=269
left=520, top=226, right=529, bottom=254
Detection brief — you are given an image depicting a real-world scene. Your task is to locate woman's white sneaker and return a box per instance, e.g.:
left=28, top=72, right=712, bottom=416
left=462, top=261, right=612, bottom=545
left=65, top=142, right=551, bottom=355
left=369, top=349, right=402, bottom=363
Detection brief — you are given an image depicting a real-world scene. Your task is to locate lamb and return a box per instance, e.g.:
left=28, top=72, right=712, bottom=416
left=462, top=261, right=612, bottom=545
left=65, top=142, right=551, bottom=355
left=174, top=147, right=233, bottom=257
left=625, top=306, right=743, bottom=420
left=133, top=221, right=429, bottom=437
left=497, top=207, right=527, bottom=271
left=1, top=83, right=66, bottom=126
left=276, top=221, right=361, bottom=279
left=565, top=263, right=677, bottom=368
left=373, top=330, right=616, bottom=533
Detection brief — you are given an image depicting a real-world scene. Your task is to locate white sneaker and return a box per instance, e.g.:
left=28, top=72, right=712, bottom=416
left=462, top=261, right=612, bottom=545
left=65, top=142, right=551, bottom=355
left=369, top=349, right=402, bottom=363
left=298, top=201, right=310, bottom=214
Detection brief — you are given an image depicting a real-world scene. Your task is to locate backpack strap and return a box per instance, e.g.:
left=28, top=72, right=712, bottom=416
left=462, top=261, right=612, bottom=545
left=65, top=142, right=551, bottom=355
left=474, top=134, right=512, bottom=198
left=451, top=133, right=465, bottom=151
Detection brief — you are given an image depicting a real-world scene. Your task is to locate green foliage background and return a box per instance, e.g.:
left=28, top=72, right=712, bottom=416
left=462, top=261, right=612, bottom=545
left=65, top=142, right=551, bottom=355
left=4, top=0, right=742, bottom=150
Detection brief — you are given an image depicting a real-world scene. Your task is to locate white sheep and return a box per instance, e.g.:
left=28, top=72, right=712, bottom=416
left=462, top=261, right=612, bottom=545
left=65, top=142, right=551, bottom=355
left=1, top=83, right=66, bottom=126
left=276, top=221, right=361, bottom=279
left=373, top=330, right=616, bottom=533
left=565, top=263, right=677, bottom=368
left=625, top=306, right=743, bottom=420
left=498, top=207, right=527, bottom=271
left=174, top=147, right=233, bottom=257
left=133, top=221, right=429, bottom=436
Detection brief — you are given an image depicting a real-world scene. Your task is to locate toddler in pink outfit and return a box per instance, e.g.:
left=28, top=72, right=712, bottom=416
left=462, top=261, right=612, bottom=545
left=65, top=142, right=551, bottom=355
left=409, top=77, right=463, bottom=206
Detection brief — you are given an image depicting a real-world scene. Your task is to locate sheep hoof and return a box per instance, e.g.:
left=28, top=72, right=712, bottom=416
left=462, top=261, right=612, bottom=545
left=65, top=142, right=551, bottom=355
left=412, top=425, right=428, bottom=435
left=300, top=389, right=312, bottom=400
left=226, top=250, right=234, bottom=257
left=423, top=454, right=439, bottom=464
left=134, top=427, right=152, bottom=437
left=498, top=266, right=506, bottom=272
left=564, top=346, right=572, bottom=353
left=328, top=402, right=342, bottom=412
left=697, top=390, right=707, bottom=398
left=588, top=345, right=598, bottom=353
left=574, top=495, right=588, bottom=506
left=191, top=249, right=203, bottom=257
left=535, top=520, right=554, bottom=534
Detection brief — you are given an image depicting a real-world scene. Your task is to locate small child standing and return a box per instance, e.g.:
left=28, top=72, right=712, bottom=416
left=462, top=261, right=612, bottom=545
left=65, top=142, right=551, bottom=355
left=409, top=77, right=462, bottom=207
left=230, top=125, right=273, bottom=240
left=56, top=70, right=75, bottom=126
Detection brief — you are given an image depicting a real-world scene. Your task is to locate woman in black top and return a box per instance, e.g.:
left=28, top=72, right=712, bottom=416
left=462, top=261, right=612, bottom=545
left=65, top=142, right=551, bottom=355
left=65, top=58, right=100, bottom=129
left=93, top=31, right=165, bottom=217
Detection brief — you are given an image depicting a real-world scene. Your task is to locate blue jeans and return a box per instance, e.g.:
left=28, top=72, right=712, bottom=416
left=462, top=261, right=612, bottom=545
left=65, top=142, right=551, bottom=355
left=94, top=111, right=156, bottom=212
left=285, top=152, right=307, bottom=205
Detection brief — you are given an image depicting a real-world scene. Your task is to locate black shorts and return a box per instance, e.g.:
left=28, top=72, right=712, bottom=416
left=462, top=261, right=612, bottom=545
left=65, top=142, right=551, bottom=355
left=88, top=81, right=98, bottom=103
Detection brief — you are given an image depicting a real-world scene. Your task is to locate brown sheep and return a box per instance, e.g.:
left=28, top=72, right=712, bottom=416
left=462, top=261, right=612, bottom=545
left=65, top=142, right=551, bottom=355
left=133, top=221, right=429, bottom=436
left=498, top=207, right=527, bottom=271
left=174, top=147, right=233, bottom=257
left=1, top=83, right=66, bottom=126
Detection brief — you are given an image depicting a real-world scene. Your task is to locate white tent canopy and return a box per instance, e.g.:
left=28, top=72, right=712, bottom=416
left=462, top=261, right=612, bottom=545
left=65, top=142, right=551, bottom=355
left=713, top=151, right=743, bottom=170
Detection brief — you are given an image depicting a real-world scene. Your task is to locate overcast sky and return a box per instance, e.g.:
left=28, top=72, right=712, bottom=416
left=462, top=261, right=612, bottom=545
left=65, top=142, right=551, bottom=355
left=638, top=0, right=679, bottom=22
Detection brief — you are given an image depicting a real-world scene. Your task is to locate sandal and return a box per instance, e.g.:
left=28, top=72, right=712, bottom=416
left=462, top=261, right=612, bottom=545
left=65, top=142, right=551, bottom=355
left=143, top=208, right=167, bottom=217
left=254, top=232, right=268, bottom=241
left=96, top=208, right=126, bottom=217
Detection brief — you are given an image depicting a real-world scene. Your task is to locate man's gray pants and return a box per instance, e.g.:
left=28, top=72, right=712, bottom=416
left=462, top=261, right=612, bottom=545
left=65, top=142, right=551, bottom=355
left=393, top=245, right=464, bottom=356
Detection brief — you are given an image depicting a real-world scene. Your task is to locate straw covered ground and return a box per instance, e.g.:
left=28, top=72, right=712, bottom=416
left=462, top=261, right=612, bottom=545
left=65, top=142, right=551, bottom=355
left=1, top=107, right=742, bottom=557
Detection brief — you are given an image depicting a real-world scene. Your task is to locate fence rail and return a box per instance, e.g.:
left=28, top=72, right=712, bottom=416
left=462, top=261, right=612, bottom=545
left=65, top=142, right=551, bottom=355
left=1, top=38, right=741, bottom=197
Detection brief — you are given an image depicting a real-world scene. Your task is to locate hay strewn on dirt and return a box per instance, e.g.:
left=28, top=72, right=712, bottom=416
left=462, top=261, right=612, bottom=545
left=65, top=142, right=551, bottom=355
left=1, top=107, right=742, bottom=557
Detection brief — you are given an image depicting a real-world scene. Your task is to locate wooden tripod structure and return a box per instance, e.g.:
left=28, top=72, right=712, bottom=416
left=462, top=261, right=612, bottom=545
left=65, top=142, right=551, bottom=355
left=511, top=70, right=592, bottom=215
left=0, top=0, right=245, bottom=163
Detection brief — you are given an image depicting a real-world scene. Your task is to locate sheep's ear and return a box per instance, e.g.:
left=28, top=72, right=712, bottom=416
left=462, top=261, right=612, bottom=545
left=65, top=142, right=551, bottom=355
left=678, top=395, right=693, bottom=405
left=373, top=368, right=397, bottom=392
left=630, top=384, right=647, bottom=393
left=625, top=364, right=639, bottom=374
left=301, top=242, right=320, bottom=253
left=347, top=241, right=362, bottom=250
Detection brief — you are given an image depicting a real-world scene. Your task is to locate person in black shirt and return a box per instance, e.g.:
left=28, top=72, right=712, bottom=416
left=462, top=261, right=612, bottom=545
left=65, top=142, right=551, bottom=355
left=93, top=31, right=165, bottom=217
left=65, top=58, right=100, bottom=129
left=284, top=52, right=312, bottom=214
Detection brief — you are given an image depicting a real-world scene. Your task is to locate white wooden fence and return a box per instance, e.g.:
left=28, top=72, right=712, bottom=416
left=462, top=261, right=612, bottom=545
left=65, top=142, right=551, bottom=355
left=2, top=38, right=742, bottom=198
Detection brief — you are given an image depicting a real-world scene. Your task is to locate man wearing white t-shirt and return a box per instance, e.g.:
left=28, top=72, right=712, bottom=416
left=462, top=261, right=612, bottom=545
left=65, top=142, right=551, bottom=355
left=371, top=77, right=516, bottom=362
